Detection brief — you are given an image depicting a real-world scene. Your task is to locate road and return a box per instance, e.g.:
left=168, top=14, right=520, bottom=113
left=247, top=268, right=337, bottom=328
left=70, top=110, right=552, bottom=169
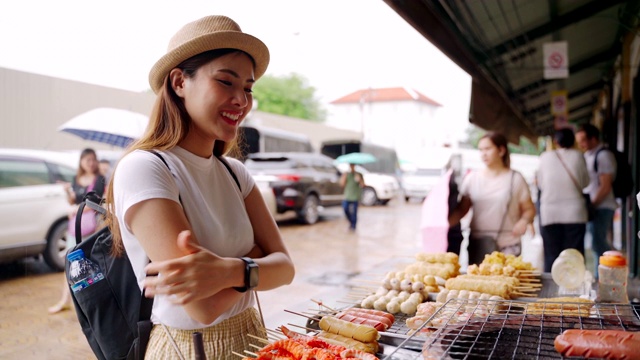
left=0, top=197, right=429, bottom=359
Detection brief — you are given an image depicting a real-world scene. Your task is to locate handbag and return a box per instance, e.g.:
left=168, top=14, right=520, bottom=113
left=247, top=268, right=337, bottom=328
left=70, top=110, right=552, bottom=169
left=555, top=151, right=594, bottom=221
left=68, top=178, right=100, bottom=237
left=468, top=171, right=514, bottom=265
left=68, top=209, right=98, bottom=237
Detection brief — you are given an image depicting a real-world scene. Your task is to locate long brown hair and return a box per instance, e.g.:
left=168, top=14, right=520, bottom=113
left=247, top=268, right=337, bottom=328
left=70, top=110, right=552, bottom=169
left=76, top=148, right=99, bottom=179
left=106, top=49, right=251, bottom=256
left=480, top=132, right=511, bottom=168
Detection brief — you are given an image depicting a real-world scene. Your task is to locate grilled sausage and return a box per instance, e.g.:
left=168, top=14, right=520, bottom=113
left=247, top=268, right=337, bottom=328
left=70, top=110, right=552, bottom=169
left=554, top=329, right=640, bottom=359
left=334, top=311, right=387, bottom=331
left=344, top=308, right=395, bottom=324
left=341, top=309, right=394, bottom=329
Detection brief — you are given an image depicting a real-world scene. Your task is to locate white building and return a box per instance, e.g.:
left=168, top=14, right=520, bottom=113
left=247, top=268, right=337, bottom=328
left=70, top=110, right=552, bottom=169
left=326, top=87, right=450, bottom=163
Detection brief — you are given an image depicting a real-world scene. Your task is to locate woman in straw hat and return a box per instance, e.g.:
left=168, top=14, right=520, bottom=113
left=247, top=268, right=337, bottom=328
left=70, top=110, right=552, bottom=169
left=103, top=15, right=294, bottom=359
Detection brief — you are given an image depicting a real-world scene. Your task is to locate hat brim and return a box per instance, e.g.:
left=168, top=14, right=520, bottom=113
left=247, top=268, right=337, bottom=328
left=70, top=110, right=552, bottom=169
left=148, top=31, right=269, bottom=93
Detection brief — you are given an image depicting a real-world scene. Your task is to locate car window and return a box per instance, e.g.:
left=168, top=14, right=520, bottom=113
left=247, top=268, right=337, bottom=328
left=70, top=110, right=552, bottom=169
left=407, top=169, right=442, bottom=176
left=49, top=163, right=76, bottom=183
left=245, top=158, right=300, bottom=170
left=0, top=159, right=51, bottom=187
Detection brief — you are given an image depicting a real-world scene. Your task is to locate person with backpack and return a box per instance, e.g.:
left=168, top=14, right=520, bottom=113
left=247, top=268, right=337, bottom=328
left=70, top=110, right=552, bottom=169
left=103, top=15, right=295, bottom=359
left=575, top=123, right=616, bottom=275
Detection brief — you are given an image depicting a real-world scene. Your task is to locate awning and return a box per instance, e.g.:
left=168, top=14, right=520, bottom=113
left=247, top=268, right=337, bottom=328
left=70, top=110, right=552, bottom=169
left=384, top=0, right=640, bottom=143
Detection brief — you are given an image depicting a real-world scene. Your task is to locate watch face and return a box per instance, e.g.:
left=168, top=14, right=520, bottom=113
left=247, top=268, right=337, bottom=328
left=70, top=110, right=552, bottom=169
left=248, top=263, right=259, bottom=289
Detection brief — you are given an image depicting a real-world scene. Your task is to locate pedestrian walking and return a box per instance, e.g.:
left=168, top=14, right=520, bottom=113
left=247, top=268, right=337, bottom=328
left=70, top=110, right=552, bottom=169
left=448, top=132, right=535, bottom=265
left=340, top=163, right=365, bottom=231
left=536, top=128, right=589, bottom=272
left=102, top=15, right=295, bottom=359
left=576, top=123, right=616, bottom=275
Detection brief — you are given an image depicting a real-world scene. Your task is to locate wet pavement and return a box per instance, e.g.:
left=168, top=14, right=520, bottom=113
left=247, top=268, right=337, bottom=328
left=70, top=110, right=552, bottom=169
left=0, top=197, right=544, bottom=359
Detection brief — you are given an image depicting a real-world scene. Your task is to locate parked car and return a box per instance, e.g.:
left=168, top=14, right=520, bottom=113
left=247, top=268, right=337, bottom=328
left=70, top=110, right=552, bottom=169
left=336, top=163, right=400, bottom=206
left=401, top=167, right=444, bottom=202
left=244, top=152, right=344, bottom=224
left=0, top=148, right=79, bottom=270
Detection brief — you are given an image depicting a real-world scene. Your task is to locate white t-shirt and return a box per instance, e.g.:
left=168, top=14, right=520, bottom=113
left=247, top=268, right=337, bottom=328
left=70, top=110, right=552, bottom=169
left=113, top=147, right=256, bottom=329
left=460, top=169, right=530, bottom=248
left=584, top=145, right=617, bottom=210
left=537, top=148, right=590, bottom=226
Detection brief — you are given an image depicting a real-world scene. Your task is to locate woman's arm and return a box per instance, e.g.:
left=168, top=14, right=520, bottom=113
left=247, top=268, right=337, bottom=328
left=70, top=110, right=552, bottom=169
left=513, top=196, right=536, bottom=236
left=448, top=195, right=471, bottom=227
left=129, top=198, right=248, bottom=324
left=339, top=173, right=347, bottom=188
left=244, top=185, right=295, bottom=290
left=140, top=186, right=295, bottom=324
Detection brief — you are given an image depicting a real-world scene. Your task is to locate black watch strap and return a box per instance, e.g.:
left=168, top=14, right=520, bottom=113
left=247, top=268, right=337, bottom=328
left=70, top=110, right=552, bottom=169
left=234, top=257, right=258, bottom=293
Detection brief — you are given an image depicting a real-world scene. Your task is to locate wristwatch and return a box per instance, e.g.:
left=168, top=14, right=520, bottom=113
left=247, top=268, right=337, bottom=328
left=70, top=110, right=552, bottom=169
left=234, top=257, right=259, bottom=293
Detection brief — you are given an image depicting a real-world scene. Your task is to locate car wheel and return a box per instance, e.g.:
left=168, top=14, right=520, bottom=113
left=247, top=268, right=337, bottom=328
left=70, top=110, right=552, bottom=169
left=43, top=220, right=68, bottom=271
left=298, top=194, right=320, bottom=225
left=380, top=199, right=390, bottom=206
left=361, top=187, right=378, bottom=206
left=405, top=196, right=410, bottom=202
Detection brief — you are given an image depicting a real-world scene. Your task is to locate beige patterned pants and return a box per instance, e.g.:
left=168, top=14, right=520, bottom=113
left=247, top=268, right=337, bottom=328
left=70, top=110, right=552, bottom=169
left=144, top=308, right=266, bottom=360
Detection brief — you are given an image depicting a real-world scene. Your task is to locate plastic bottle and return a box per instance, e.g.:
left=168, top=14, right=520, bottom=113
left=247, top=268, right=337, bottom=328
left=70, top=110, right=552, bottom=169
left=67, top=249, right=104, bottom=293
left=597, top=250, right=629, bottom=303
left=551, top=248, right=585, bottom=290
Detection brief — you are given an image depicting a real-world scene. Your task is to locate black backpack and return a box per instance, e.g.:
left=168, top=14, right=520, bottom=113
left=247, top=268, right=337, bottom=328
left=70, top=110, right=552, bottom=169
left=66, top=151, right=240, bottom=360
left=594, top=147, right=634, bottom=199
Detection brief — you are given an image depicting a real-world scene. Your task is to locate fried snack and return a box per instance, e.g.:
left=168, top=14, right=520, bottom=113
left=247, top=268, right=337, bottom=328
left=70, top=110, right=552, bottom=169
left=459, top=274, right=520, bottom=287
left=404, top=261, right=460, bottom=280
left=317, top=331, right=379, bottom=354
left=415, top=252, right=459, bottom=264
left=525, top=297, right=594, bottom=316
left=445, top=276, right=513, bottom=299
left=319, top=316, right=379, bottom=343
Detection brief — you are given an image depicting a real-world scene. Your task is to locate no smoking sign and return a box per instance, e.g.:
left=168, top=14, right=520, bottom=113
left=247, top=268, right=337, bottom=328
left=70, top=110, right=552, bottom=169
left=543, top=41, right=569, bottom=79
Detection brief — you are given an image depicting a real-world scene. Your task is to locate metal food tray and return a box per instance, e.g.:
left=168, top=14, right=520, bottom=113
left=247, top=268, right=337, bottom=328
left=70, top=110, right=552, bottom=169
left=382, top=299, right=640, bottom=359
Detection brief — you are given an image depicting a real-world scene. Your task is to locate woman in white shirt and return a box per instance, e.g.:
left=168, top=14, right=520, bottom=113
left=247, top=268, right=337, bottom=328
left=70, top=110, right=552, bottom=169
left=449, top=132, right=536, bottom=265
left=103, top=15, right=294, bottom=359
left=537, top=128, right=589, bottom=272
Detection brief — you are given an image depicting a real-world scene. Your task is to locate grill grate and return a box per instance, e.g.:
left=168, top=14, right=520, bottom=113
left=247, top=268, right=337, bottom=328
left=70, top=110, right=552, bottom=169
left=383, top=299, right=640, bottom=359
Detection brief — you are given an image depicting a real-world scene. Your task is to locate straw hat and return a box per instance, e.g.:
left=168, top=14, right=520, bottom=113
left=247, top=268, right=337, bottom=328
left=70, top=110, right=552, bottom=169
left=148, top=15, right=270, bottom=93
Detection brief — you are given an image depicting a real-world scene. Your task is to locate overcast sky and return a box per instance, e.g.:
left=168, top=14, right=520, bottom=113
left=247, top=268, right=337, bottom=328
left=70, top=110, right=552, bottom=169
left=0, top=0, right=472, bottom=133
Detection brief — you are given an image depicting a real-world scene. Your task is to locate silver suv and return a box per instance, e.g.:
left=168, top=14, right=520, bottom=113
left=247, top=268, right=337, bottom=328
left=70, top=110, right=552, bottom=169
left=0, top=149, right=77, bottom=270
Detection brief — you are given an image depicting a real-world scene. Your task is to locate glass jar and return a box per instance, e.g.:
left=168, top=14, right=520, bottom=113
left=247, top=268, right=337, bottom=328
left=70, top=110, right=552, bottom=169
left=597, top=251, right=629, bottom=303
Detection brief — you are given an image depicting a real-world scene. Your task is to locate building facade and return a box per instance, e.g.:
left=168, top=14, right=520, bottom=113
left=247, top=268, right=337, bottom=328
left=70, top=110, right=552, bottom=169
left=326, top=87, right=445, bottom=163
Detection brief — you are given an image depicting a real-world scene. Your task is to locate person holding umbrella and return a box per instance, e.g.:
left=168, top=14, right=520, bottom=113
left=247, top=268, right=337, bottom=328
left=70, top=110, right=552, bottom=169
left=340, top=162, right=365, bottom=231
left=49, top=148, right=106, bottom=314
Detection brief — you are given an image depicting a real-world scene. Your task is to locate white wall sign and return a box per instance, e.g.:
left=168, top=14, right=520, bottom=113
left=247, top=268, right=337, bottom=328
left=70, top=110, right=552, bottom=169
left=543, top=41, right=569, bottom=79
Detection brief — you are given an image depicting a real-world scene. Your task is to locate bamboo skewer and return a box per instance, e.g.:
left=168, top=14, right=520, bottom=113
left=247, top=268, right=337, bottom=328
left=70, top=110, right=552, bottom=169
left=232, top=351, right=249, bottom=358
left=284, top=309, right=319, bottom=322
left=310, top=299, right=337, bottom=312
left=247, top=333, right=271, bottom=344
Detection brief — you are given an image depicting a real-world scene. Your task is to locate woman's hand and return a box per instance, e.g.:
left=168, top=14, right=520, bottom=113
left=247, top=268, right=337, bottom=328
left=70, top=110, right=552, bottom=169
left=512, top=219, right=529, bottom=237
left=143, top=230, right=241, bottom=305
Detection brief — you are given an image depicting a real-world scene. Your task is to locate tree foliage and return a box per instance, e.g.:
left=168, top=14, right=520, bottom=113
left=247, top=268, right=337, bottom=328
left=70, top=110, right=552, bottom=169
left=252, top=73, right=326, bottom=122
left=463, top=124, right=543, bottom=155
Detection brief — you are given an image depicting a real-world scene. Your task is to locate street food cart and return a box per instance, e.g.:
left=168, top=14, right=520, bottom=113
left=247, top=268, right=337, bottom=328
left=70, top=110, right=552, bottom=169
left=246, top=252, right=640, bottom=359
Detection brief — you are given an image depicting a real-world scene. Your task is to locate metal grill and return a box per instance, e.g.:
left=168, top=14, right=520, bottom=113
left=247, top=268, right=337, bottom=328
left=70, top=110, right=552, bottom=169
left=383, top=299, right=640, bottom=359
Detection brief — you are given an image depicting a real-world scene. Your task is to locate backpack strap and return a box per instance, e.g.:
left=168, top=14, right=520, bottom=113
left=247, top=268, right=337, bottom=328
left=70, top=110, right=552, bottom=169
left=593, top=147, right=606, bottom=173
left=215, top=155, right=241, bottom=191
